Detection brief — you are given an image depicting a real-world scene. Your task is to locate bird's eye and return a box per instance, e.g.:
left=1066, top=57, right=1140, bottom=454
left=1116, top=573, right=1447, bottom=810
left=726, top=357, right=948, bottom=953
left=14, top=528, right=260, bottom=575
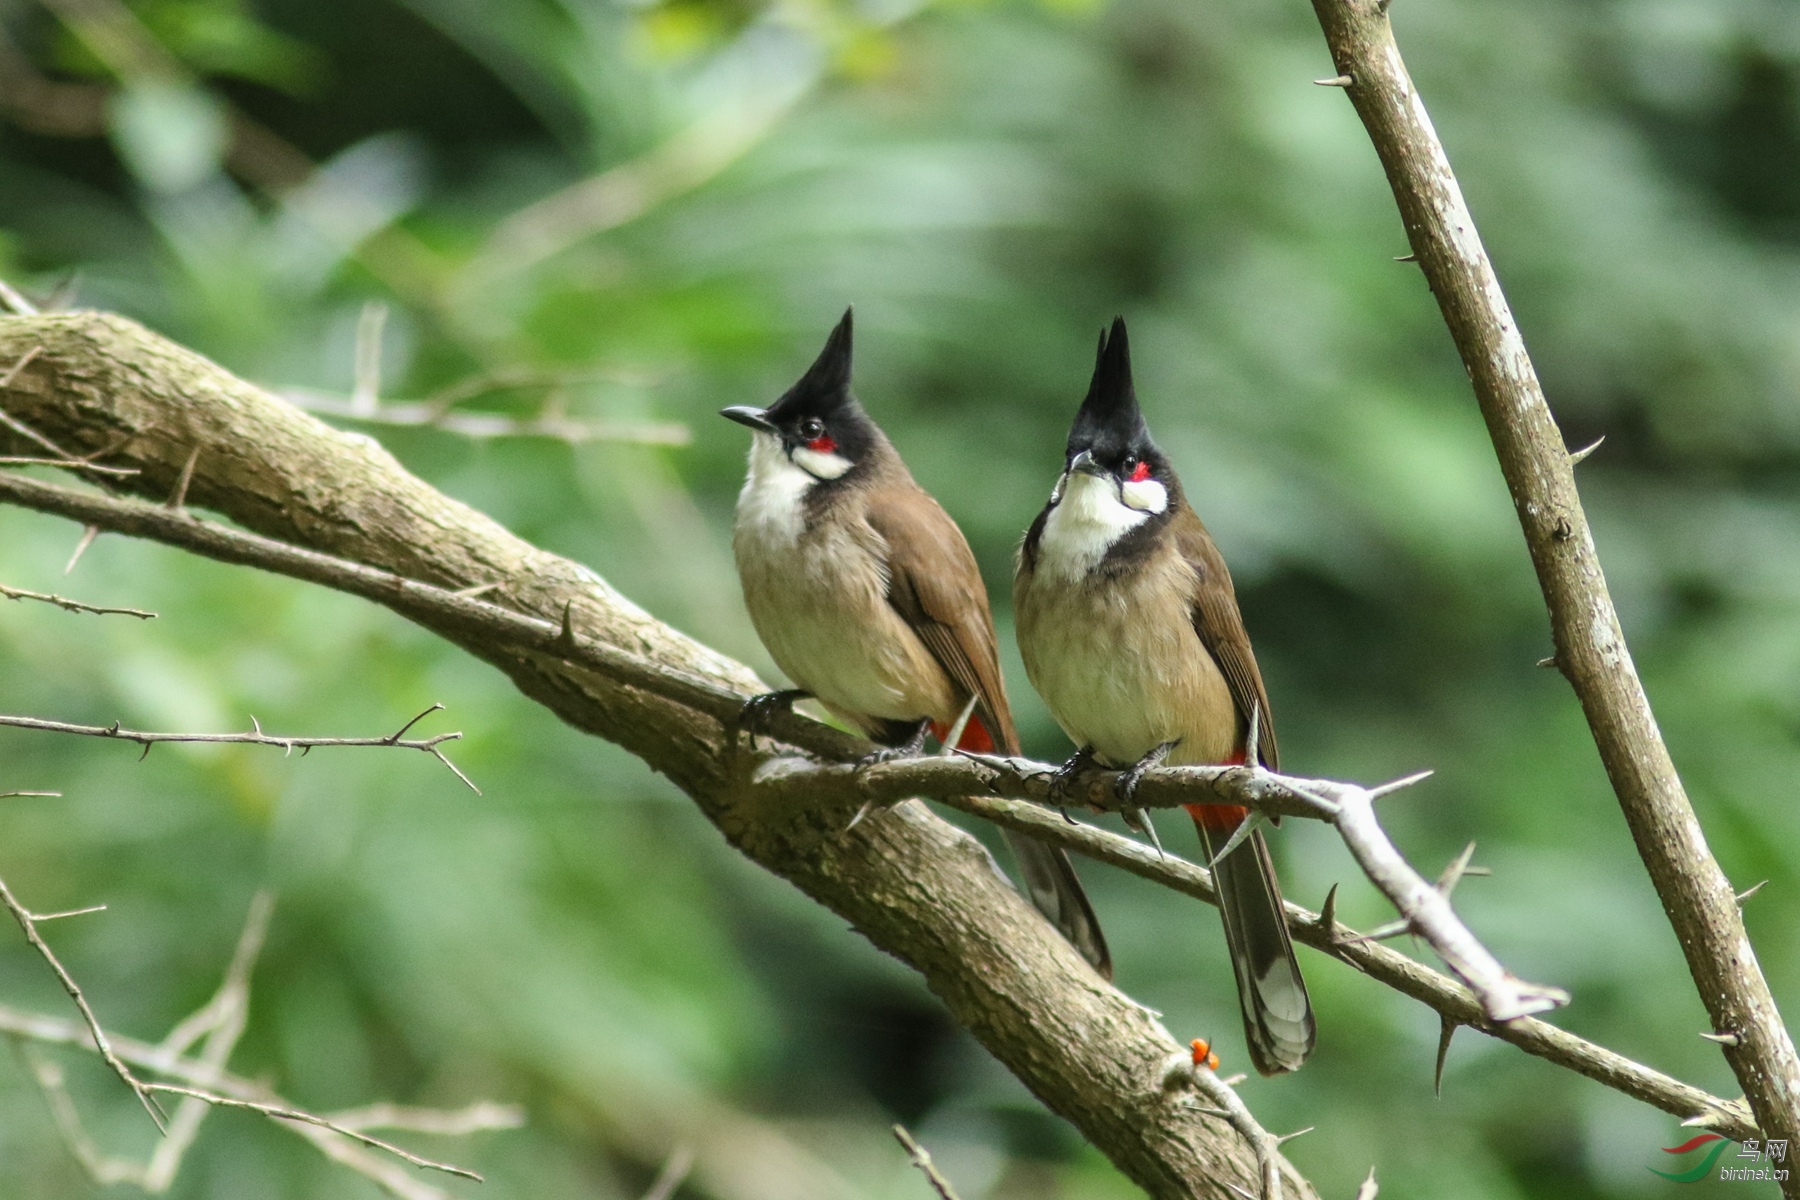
left=1127, top=459, right=1152, bottom=483
left=798, top=418, right=825, bottom=440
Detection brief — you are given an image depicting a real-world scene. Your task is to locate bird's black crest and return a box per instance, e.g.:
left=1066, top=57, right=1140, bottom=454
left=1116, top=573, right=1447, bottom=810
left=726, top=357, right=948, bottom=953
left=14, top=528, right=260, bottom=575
left=1066, top=316, right=1156, bottom=465
left=769, top=307, right=855, bottom=423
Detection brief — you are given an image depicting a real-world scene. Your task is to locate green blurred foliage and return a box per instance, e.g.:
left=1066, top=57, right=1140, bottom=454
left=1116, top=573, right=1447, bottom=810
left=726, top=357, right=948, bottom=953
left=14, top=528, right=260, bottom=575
left=2, top=0, right=1800, bottom=1195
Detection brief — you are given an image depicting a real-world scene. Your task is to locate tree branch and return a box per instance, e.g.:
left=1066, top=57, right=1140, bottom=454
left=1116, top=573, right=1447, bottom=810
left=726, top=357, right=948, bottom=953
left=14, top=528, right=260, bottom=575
left=1302, top=0, right=1800, bottom=1178
left=0, top=704, right=477, bottom=792
left=0, top=309, right=1294, bottom=1198
left=0, top=871, right=166, bottom=1131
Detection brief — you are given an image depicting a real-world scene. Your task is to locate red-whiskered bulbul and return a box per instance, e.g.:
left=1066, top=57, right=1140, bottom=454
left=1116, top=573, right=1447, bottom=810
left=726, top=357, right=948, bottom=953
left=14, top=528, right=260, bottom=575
left=722, top=309, right=1111, bottom=978
left=1013, top=317, right=1314, bottom=1074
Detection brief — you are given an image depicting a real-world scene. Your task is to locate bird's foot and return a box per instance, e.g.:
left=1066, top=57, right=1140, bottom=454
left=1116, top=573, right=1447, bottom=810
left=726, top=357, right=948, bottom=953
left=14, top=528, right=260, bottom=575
left=736, top=689, right=810, bottom=737
left=1047, top=745, right=1103, bottom=812
left=1116, top=740, right=1178, bottom=809
left=856, top=718, right=932, bottom=769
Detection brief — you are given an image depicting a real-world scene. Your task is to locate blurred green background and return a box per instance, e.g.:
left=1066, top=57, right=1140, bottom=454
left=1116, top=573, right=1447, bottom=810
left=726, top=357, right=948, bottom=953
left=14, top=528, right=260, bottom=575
left=2, top=0, right=1798, bottom=1195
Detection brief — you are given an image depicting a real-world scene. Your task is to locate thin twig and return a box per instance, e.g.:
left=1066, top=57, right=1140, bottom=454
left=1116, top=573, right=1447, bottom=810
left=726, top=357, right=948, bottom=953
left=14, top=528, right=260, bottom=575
left=0, top=704, right=477, bottom=792
left=0, top=872, right=167, bottom=1131
left=1, top=1000, right=509, bottom=1200
left=892, top=1126, right=963, bottom=1200
left=324, top=1101, right=526, bottom=1137
left=140, top=1084, right=485, bottom=1181
left=0, top=581, right=155, bottom=618
left=1179, top=1053, right=1283, bottom=1200
left=285, top=387, right=692, bottom=445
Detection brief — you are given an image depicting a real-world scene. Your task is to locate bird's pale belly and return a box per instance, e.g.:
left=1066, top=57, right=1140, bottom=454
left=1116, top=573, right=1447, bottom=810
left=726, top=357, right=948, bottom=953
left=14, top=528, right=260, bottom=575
left=1017, top=564, right=1239, bottom=768
left=735, top=523, right=955, bottom=733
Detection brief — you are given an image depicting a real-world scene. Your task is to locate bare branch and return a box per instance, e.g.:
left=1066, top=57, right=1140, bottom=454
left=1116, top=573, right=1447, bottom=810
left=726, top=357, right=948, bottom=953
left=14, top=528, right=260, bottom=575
left=1304, top=0, right=1800, bottom=1173
left=0, top=704, right=477, bottom=792
left=0, top=581, right=155, bottom=618
left=286, top=386, right=692, bottom=446
left=324, top=1101, right=526, bottom=1137
left=892, top=1126, right=964, bottom=1200
left=0, top=871, right=166, bottom=1131
left=140, top=1084, right=484, bottom=1181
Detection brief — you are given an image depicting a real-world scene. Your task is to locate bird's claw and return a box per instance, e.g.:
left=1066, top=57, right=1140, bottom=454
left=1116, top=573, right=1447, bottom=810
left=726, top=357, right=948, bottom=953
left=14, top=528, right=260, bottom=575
left=1116, top=740, right=1178, bottom=808
left=1048, top=746, right=1101, bottom=808
left=857, top=718, right=932, bottom=770
left=736, top=689, right=809, bottom=736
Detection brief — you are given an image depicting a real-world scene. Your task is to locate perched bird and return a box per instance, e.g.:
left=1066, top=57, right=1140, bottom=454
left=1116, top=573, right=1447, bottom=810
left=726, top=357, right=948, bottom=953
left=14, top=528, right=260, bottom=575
left=722, top=309, right=1110, bottom=977
left=1013, top=317, right=1314, bottom=1074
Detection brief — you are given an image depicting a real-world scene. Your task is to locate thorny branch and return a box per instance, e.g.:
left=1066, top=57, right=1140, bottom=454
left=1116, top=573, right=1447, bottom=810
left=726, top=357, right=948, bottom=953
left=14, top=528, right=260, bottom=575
left=755, top=753, right=1568, bottom=1023
left=0, top=461, right=1749, bottom=1142
left=916, top=787, right=1758, bottom=1140
left=1303, top=0, right=1800, bottom=1179
left=0, top=703, right=478, bottom=792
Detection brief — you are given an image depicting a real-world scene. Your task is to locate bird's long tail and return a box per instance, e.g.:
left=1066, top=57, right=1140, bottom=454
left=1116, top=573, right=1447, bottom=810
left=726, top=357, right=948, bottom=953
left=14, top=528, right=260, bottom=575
left=1188, top=755, right=1314, bottom=1074
left=932, top=716, right=1112, bottom=979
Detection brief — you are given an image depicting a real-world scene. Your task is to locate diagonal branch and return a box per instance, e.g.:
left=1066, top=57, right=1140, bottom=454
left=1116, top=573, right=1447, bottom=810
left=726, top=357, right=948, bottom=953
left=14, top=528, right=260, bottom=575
left=914, top=786, right=1757, bottom=1141
left=0, top=309, right=1294, bottom=1198
left=1301, top=0, right=1800, bottom=1178
left=0, top=871, right=167, bottom=1131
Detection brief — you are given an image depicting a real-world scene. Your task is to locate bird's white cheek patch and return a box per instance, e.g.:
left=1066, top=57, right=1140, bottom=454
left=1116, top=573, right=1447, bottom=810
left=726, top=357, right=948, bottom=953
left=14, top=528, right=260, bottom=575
left=791, top=445, right=853, bottom=480
left=1036, top=472, right=1151, bottom=580
left=1120, top=478, right=1167, bottom=515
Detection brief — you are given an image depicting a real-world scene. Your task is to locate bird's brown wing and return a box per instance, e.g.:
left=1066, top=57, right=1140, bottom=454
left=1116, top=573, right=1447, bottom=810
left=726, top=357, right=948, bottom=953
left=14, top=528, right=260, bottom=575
left=1170, top=507, right=1312, bottom=1072
left=1172, top=509, right=1279, bottom=770
left=867, top=486, right=1019, bottom=754
left=868, top=485, right=1112, bottom=978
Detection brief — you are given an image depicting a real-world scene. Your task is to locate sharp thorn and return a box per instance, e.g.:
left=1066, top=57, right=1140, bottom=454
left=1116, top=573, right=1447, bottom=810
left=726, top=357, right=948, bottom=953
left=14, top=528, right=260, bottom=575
left=1436, top=841, right=1478, bottom=896
left=846, top=799, right=877, bottom=831
left=1393, top=252, right=1418, bottom=262
left=1314, top=73, right=1354, bottom=87
left=1360, top=770, right=1432, bottom=798
left=1736, top=880, right=1768, bottom=905
left=1536, top=655, right=1558, bottom=668
left=1434, top=1016, right=1457, bottom=1095
left=1700, top=1030, right=1742, bottom=1046
left=1568, top=435, right=1605, bottom=465
left=1205, top=810, right=1270, bottom=871
left=1317, top=883, right=1340, bottom=937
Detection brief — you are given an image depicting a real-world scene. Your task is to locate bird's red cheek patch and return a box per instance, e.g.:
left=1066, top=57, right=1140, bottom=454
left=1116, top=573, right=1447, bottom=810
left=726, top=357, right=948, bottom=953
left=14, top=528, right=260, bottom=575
left=1129, top=461, right=1152, bottom=482
left=807, top=435, right=837, bottom=454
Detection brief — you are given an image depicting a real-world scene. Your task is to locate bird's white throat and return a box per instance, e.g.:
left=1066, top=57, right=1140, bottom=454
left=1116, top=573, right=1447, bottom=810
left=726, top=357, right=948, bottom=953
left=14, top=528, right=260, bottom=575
left=1036, top=470, right=1167, bottom=581
left=736, top=432, right=853, bottom=545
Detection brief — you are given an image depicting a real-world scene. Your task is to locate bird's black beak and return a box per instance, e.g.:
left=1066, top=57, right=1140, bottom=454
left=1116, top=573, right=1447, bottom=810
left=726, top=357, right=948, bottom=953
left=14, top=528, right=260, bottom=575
left=1068, top=449, right=1106, bottom=479
left=721, top=406, right=779, bottom=435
